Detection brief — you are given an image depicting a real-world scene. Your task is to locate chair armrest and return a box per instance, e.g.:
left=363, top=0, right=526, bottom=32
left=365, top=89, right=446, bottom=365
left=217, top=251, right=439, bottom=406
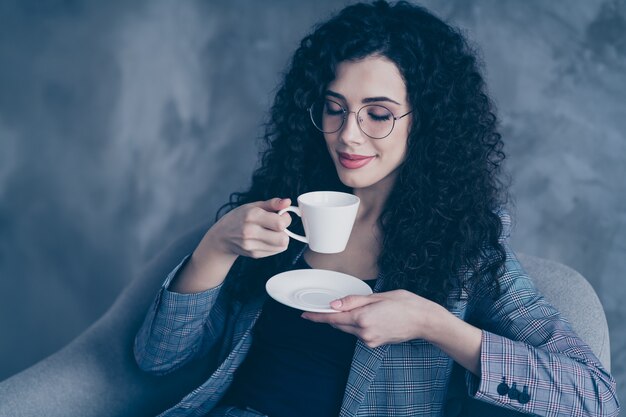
left=0, top=224, right=211, bottom=417
left=517, top=252, right=611, bottom=371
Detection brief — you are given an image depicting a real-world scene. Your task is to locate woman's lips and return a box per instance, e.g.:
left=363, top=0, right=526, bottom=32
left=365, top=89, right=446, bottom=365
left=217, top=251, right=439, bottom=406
left=337, top=152, right=376, bottom=169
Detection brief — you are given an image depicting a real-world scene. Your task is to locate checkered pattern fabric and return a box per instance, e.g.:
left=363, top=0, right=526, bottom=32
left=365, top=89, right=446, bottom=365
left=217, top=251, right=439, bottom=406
left=134, top=212, right=619, bottom=417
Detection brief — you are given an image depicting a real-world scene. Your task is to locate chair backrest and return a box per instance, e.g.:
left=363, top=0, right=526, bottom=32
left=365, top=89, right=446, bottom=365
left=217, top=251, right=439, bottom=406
left=516, top=253, right=611, bottom=371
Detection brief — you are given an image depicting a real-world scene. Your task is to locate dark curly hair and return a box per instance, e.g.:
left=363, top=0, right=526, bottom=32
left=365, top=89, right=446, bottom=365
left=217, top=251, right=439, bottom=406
left=218, top=0, right=508, bottom=306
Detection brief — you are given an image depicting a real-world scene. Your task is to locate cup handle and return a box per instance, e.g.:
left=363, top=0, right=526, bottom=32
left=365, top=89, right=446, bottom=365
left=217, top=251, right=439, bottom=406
left=277, top=206, right=308, bottom=244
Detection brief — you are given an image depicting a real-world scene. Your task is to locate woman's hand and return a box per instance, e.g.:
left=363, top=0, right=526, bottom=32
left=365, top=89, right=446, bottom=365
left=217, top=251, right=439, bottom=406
left=170, top=197, right=292, bottom=293
left=301, top=289, right=436, bottom=348
left=204, top=197, right=293, bottom=259
left=301, top=289, right=483, bottom=376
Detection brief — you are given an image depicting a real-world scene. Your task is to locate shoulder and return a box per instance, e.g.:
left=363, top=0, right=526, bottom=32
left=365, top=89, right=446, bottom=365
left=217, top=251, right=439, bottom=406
left=464, top=208, right=525, bottom=295
left=494, top=207, right=512, bottom=242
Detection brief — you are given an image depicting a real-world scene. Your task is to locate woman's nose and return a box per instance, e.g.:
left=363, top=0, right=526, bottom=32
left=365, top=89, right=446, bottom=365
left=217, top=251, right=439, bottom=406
left=339, top=111, right=366, bottom=144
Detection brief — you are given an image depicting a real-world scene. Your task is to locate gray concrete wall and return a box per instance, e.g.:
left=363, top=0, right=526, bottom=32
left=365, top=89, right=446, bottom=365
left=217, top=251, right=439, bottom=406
left=1, top=0, right=624, bottom=407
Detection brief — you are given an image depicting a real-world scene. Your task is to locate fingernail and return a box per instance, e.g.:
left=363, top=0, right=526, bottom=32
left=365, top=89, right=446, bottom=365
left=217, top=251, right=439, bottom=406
left=330, top=299, right=342, bottom=308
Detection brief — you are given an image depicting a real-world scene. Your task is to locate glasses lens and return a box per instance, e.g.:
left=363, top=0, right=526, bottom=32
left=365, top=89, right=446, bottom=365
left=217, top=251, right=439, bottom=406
left=310, top=99, right=344, bottom=133
left=358, top=105, right=394, bottom=139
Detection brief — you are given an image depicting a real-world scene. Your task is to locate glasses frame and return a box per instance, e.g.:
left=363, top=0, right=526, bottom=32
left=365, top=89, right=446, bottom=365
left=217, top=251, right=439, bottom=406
left=308, top=98, right=412, bottom=139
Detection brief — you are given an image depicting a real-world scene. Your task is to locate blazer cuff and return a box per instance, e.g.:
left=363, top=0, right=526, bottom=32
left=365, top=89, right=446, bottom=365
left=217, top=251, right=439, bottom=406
left=158, top=254, right=224, bottom=317
left=465, top=330, right=534, bottom=412
left=134, top=254, right=224, bottom=374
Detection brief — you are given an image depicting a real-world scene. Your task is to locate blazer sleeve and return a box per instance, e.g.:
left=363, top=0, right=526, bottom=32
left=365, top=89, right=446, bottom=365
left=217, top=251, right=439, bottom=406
left=133, top=254, right=231, bottom=375
left=464, top=243, right=620, bottom=417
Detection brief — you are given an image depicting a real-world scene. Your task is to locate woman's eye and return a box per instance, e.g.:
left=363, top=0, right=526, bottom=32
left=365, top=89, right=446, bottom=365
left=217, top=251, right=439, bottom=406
left=325, top=108, right=343, bottom=116
left=325, top=103, right=344, bottom=115
left=368, top=111, right=391, bottom=122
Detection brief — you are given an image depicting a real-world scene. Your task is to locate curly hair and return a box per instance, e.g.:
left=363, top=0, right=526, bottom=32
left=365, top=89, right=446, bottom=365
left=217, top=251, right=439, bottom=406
left=218, top=0, right=508, bottom=305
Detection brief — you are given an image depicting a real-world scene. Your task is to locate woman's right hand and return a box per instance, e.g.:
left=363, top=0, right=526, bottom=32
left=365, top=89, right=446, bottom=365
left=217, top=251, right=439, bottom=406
left=169, top=198, right=292, bottom=293
left=205, top=197, right=292, bottom=259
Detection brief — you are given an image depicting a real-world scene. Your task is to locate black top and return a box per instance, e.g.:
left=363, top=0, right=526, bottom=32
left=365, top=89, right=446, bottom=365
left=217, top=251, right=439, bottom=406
left=219, top=255, right=376, bottom=417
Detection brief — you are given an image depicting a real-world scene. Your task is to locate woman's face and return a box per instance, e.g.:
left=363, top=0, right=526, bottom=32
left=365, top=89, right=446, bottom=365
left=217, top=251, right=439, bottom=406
left=323, top=55, right=411, bottom=194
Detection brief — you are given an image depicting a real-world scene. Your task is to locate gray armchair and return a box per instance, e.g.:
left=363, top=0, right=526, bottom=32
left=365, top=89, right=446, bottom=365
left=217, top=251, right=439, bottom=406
left=0, top=227, right=611, bottom=417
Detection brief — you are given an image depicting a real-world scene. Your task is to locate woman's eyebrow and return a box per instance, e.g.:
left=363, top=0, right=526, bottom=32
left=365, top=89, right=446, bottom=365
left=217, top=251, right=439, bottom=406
left=325, top=90, right=401, bottom=106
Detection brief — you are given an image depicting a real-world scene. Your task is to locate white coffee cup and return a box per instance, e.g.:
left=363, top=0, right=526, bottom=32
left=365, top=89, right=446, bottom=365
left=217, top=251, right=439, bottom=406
left=278, top=191, right=360, bottom=253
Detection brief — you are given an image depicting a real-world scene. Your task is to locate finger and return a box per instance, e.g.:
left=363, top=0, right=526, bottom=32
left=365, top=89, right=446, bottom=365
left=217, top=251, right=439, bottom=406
left=251, top=197, right=291, bottom=213
left=301, top=311, right=360, bottom=327
left=329, top=294, right=379, bottom=311
left=277, top=209, right=293, bottom=229
left=327, top=323, right=360, bottom=337
left=256, top=229, right=290, bottom=248
left=276, top=197, right=291, bottom=210
left=239, top=231, right=288, bottom=253
left=241, top=245, right=289, bottom=258
left=250, top=207, right=292, bottom=232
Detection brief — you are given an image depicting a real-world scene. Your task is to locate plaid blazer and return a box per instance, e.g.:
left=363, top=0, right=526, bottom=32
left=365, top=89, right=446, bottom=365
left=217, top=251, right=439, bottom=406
left=134, top=213, right=619, bottom=417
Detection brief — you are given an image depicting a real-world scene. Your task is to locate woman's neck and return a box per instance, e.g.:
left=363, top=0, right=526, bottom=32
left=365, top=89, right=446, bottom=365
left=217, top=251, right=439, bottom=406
left=352, top=171, right=396, bottom=224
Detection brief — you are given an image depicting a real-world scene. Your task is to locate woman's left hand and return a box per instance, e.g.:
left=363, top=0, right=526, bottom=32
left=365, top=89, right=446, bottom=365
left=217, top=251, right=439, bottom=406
left=301, top=289, right=441, bottom=348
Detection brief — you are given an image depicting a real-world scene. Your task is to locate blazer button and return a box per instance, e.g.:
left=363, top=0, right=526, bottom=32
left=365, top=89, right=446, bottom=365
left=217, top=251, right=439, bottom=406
left=508, top=382, right=519, bottom=400
left=518, top=386, right=530, bottom=404
left=497, top=377, right=509, bottom=395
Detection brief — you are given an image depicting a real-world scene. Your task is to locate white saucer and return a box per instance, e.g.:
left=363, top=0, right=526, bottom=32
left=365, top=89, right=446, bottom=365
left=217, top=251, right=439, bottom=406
left=265, top=268, right=373, bottom=313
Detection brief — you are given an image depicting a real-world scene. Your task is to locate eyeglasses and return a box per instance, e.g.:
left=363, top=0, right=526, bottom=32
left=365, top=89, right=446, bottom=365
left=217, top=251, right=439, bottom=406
left=308, top=98, right=412, bottom=139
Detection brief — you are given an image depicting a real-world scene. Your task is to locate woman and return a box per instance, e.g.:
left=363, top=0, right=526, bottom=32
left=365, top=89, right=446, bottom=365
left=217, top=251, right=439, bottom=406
left=134, top=1, right=619, bottom=416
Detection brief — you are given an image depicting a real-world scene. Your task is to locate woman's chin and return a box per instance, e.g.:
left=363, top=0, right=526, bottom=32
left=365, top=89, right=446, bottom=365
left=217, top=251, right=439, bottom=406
left=337, top=173, right=372, bottom=190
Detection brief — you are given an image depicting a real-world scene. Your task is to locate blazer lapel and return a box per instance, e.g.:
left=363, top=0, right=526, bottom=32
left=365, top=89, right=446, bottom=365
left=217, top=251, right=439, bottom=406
left=340, top=341, right=390, bottom=417
left=339, top=275, right=390, bottom=417
left=232, top=296, right=265, bottom=344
